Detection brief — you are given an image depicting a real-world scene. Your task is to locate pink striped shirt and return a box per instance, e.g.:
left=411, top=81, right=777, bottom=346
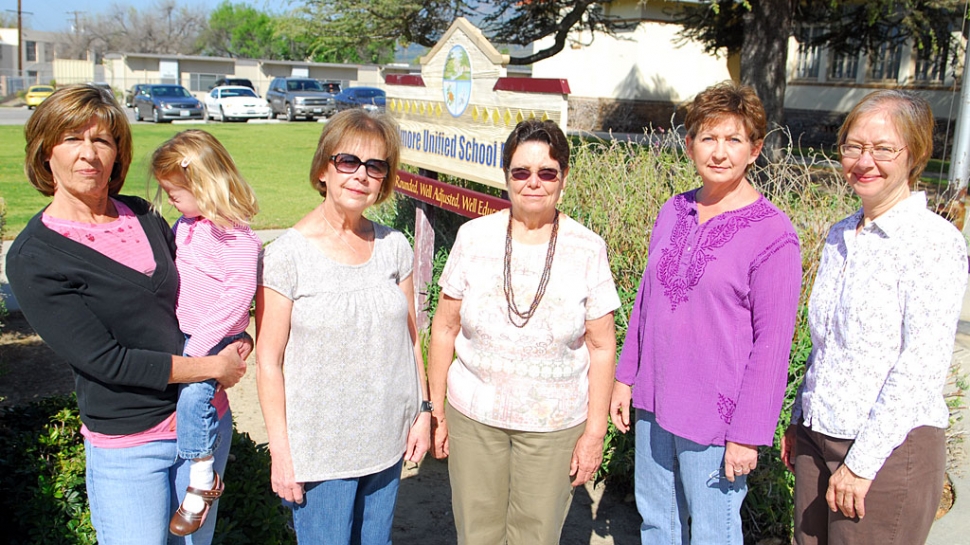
left=173, top=216, right=260, bottom=357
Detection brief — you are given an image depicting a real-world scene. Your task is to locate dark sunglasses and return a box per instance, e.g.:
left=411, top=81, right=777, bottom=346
left=330, top=153, right=391, bottom=179
left=509, top=167, right=560, bottom=182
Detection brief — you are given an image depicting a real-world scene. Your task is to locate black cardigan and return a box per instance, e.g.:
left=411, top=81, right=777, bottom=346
left=5, top=195, right=186, bottom=435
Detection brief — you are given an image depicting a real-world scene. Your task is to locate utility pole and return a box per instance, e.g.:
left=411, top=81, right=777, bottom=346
left=66, top=10, right=84, bottom=33
left=17, top=0, right=22, bottom=73
left=950, top=36, right=970, bottom=234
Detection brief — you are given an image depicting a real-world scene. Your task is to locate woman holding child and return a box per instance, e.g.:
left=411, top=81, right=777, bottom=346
left=6, top=84, right=248, bottom=544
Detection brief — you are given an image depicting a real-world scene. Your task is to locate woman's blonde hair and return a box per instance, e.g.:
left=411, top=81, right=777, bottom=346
left=837, top=89, right=934, bottom=184
left=151, top=130, right=259, bottom=228
left=24, top=84, right=133, bottom=197
left=308, top=109, right=401, bottom=204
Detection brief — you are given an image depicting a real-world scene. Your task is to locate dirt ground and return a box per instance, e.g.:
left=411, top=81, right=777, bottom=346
left=0, top=311, right=643, bottom=545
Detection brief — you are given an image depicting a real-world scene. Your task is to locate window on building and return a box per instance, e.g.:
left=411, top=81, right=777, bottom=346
left=26, top=41, right=36, bottom=62
left=44, top=44, right=53, bottom=62
left=795, top=26, right=823, bottom=80
left=189, top=73, right=219, bottom=92
left=867, top=40, right=903, bottom=81
left=913, top=39, right=955, bottom=84
left=828, top=50, right=859, bottom=81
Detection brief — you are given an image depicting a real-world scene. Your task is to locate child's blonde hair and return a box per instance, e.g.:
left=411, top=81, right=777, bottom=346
left=151, top=130, right=259, bottom=228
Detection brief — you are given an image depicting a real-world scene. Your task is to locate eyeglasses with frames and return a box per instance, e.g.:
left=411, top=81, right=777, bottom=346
left=509, top=167, right=561, bottom=182
left=329, top=153, right=391, bottom=179
left=839, top=143, right=907, bottom=162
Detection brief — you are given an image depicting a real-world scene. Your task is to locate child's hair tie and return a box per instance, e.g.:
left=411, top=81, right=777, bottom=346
left=180, top=157, right=192, bottom=168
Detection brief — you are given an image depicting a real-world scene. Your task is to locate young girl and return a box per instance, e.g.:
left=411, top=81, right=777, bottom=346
left=151, top=130, right=261, bottom=537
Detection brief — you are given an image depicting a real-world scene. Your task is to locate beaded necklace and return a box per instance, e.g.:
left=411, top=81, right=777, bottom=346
left=503, top=210, right=559, bottom=328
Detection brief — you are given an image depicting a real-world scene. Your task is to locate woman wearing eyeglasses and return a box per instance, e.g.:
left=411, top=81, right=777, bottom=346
left=610, top=82, right=801, bottom=544
left=428, top=119, right=620, bottom=544
left=255, top=109, right=430, bottom=543
left=780, top=90, right=967, bottom=545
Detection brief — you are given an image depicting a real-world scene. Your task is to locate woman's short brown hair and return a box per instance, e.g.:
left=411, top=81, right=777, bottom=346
left=837, top=89, right=934, bottom=184
left=23, top=84, right=133, bottom=197
left=308, top=109, right=401, bottom=204
left=684, top=81, right=767, bottom=144
left=501, top=119, right=570, bottom=175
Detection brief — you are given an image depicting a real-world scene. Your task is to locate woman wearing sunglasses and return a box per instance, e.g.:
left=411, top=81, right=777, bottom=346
left=428, top=119, right=620, bottom=544
left=781, top=90, right=967, bottom=544
left=255, top=109, right=430, bottom=543
left=610, top=82, right=801, bottom=543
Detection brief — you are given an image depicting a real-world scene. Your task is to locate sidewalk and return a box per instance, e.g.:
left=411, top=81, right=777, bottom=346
left=926, top=286, right=970, bottom=544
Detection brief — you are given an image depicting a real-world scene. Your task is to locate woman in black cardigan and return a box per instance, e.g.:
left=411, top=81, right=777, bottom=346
left=5, top=84, right=248, bottom=545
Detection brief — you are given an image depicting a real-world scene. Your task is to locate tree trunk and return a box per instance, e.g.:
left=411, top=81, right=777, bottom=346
left=740, top=0, right=794, bottom=157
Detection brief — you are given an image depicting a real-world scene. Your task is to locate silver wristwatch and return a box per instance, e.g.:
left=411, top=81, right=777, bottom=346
left=420, top=400, right=434, bottom=412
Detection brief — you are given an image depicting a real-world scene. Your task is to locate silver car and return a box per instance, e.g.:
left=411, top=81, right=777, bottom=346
left=265, top=77, right=337, bottom=121
left=133, top=84, right=204, bottom=123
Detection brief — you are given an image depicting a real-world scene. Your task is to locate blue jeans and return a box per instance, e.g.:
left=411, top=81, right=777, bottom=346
left=635, top=410, right=746, bottom=545
left=288, top=458, right=403, bottom=545
left=177, top=332, right=247, bottom=460
left=85, top=408, right=232, bottom=545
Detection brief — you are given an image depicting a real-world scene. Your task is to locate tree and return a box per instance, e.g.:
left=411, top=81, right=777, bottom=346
left=56, top=0, right=207, bottom=60
left=676, top=1, right=968, bottom=152
left=285, top=1, right=638, bottom=65
left=198, top=2, right=279, bottom=59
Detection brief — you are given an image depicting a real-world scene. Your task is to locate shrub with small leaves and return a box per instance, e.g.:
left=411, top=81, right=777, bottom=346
left=0, top=395, right=295, bottom=544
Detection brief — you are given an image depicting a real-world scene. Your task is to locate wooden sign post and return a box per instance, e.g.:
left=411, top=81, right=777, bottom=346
left=385, top=17, right=570, bottom=327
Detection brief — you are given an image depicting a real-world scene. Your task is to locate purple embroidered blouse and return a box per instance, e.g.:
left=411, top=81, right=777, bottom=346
left=616, top=189, right=801, bottom=447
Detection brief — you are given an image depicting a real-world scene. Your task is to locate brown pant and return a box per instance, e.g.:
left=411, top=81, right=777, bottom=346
left=793, top=423, right=945, bottom=545
left=446, top=403, right=584, bottom=545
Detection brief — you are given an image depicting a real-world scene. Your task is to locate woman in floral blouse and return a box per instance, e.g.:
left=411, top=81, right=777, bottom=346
left=781, top=90, right=968, bottom=545
left=428, top=119, right=619, bottom=545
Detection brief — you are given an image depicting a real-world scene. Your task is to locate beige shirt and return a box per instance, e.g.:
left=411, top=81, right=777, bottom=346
left=440, top=211, right=620, bottom=432
left=259, top=225, right=421, bottom=481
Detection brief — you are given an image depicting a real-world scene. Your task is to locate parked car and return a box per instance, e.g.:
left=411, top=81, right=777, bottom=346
left=132, top=84, right=204, bottom=123
left=87, top=82, right=115, bottom=100
left=265, top=77, right=337, bottom=121
left=333, top=87, right=386, bottom=113
left=24, top=85, right=55, bottom=109
left=209, top=77, right=255, bottom=91
left=204, top=86, right=272, bottom=122
left=124, top=84, right=150, bottom=108
left=317, top=80, right=341, bottom=94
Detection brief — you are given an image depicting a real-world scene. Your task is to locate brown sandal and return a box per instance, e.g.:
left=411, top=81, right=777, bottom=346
left=169, top=472, right=224, bottom=536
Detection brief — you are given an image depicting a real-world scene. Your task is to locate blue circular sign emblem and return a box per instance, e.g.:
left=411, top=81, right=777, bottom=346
left=443, top=45, right=472, bottom=117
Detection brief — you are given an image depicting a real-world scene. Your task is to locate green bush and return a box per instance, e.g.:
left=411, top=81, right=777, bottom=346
left=0, top=395, right=294, bottom=545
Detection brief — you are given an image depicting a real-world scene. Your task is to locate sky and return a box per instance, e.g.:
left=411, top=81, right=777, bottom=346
left=1, top=0, right=228, bottom=32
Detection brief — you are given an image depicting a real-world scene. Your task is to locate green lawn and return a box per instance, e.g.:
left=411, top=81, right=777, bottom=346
left=1, top=123, right=330, bottom=238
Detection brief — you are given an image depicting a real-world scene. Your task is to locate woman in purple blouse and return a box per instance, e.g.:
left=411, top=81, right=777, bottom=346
left=609, top=82, right=801, bottom=544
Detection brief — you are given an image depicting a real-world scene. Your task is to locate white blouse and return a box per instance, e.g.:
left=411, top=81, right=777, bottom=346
left=793, top=193, right=967, bottom=479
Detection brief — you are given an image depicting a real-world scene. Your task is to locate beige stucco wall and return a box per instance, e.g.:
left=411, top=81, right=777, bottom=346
left=52, top=59, right=95, bottom=85
left=531, top=1, right=732, bottom=105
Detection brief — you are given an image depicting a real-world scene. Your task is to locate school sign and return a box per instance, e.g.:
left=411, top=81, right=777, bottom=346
left=386, top=17, right=570, bottom=194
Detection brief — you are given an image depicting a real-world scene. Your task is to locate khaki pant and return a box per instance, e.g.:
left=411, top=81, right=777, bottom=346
left=793, top=422, right=945, bottom=545
left=446, top=403, right=584, bottom=545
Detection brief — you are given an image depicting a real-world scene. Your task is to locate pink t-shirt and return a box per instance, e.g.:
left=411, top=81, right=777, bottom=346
left=42, top=199, right=156, bottom=275
left=43, top=198, right=229, bottom=448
